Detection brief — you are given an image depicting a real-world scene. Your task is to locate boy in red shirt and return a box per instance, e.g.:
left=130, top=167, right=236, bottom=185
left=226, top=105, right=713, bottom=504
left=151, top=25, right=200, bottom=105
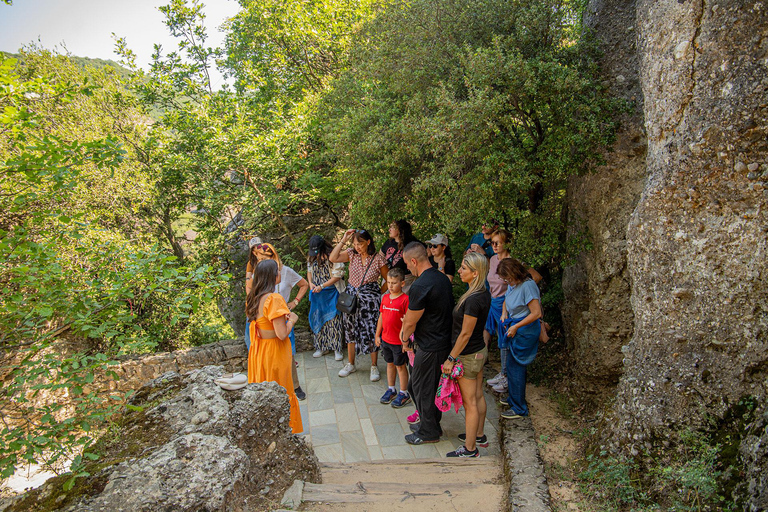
left=375, top=268, right=411, bottom=408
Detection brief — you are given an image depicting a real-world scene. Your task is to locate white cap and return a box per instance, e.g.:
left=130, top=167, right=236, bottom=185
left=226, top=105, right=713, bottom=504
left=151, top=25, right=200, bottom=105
left=427, top=234, right=448, bottom=246
left=248, top=237, right=263, bottom=248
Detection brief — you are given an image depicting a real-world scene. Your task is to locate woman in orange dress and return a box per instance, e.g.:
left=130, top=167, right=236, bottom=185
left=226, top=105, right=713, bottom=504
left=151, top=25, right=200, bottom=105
left=246, top=259, right=303, bottom=434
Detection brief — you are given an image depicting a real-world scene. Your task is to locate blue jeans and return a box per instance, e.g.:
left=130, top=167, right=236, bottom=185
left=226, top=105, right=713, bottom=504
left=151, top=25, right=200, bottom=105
left=245, top=319, right=295, bottom=354
left=502, top=352, right=529, bottom=416
left=500, top=347, right=509, bottom=376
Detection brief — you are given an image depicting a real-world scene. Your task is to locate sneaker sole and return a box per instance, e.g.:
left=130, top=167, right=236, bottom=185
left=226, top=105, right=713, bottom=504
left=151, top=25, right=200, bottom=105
left=380, top=397, right=395, bottom=404
left=406, top=438, right=439, bottom=445
left=458, top=435, right=489, bottom=448
left=406, top=418, right=420, bottom=424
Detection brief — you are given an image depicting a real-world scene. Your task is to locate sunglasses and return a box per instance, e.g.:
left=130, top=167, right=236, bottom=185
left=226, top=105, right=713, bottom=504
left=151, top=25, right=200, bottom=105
left=491, top=241, right=503, bottom=246
left=355, top=229, right=367, bottom=234
left=252, top=243, right=272, bottom=253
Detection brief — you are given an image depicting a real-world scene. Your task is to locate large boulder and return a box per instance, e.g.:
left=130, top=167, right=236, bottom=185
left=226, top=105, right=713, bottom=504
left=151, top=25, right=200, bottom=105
left=3, top=366, right=320, bottom=512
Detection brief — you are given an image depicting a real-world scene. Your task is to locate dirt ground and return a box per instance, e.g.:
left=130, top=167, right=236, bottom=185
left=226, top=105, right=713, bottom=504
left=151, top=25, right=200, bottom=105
left=526, top=384, right=595, bottom=512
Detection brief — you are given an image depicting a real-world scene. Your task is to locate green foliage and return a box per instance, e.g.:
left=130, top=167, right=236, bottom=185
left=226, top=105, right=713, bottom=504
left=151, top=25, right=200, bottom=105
left=0, top=52, right=228, bottom=480
left=0, top=0, right=628, bottom=491
left=319, top=0, right=621, bottom=269
left=580, top=450, right=646, bottom=509
left=224, top=0, right=376, bottom=98
left=579, top=430, right=734, bottom=511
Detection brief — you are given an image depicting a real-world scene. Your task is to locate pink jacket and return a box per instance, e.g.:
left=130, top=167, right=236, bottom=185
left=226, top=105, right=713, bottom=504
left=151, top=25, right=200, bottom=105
left=435, top=361, right=464, bottom=413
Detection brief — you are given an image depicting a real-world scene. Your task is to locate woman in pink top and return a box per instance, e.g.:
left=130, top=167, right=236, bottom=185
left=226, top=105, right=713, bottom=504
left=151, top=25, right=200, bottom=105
left=484, top=230, right=542, bottom=393
left=330, top=229, right=389, bottom=381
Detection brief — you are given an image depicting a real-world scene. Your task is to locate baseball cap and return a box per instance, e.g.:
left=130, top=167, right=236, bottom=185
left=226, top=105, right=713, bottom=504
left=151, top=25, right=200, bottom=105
left=426, top=234, right=449, bottom=246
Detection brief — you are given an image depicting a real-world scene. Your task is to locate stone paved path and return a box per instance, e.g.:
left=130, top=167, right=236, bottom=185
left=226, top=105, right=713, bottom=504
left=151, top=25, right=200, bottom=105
left=294, top=351, right=502, bottom=462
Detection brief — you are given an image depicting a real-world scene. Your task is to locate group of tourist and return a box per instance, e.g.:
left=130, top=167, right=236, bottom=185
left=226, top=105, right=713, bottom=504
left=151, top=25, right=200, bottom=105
left=243, top=220, right=545, bottom=458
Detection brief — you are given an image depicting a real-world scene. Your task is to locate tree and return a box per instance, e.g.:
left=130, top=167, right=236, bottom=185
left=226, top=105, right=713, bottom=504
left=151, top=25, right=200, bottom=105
left=319, top=0, right=620, bottom=268
left=0, top=51, right=227, bottom=482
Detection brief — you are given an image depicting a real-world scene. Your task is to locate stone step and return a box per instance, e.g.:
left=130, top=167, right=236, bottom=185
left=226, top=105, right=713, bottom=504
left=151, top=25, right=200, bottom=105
left=289, top=457, right=505, bottom=511
left=320, top=456, right=501, bottom=485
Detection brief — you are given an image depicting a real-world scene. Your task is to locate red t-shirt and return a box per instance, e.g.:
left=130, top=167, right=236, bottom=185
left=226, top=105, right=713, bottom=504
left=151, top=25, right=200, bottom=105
left=379, top=292, right=409, bottom=345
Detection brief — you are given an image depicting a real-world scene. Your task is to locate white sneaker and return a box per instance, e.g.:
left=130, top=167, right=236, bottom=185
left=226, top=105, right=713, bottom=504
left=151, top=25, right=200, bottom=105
left=492, top=376, right=508, bottom=393
left=313, top=349, right=328, bottom=358
left=338, top=363, right=356, bottom=377
left=487, top=372, right=504, bottom=386
left=334, top=350, right=344, bottom=361
left=370, top=366, right=381, bottom=382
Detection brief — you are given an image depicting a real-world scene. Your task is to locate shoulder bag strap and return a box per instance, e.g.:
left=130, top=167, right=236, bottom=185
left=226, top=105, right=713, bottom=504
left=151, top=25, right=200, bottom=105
left=355, top=254, right=377, bottom=295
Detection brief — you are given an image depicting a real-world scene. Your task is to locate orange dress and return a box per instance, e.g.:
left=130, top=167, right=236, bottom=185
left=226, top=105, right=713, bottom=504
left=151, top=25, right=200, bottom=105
left=248, top=293, right=303, bottom=434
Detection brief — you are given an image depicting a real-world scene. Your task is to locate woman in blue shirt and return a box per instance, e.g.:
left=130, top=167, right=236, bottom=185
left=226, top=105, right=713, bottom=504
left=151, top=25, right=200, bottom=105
left=497, top=258, right=542, bottom=419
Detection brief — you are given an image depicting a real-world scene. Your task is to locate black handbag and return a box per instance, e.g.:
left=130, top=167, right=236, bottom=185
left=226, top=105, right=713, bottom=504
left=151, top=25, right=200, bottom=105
left=336, top=291, right=358, bottom=314
left=336, top=254, right=376, bottom=314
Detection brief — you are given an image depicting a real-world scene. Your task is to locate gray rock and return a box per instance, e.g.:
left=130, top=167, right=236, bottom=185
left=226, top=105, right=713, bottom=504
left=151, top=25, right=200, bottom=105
left=570, top=0, right=767, bottom=507
left=82, top=434, right=248, bottom=511
left=8, top=366, right=320, bottom=512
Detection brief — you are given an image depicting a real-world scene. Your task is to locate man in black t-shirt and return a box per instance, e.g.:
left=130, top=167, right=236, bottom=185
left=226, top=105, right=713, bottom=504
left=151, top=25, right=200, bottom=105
left=400, top=242, right=454, bottom=444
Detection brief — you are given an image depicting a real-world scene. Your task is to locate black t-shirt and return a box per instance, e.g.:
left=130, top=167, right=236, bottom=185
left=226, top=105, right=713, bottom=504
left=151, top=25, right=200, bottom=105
left=452, top=290, right=491, bottom=355
left=429, top=256, right=456, bottom=277
left=381, top=239, right=408, bottom=273
left=408, top=268, right=454, bottom=352
left=381, top=238, right=425, bottom=274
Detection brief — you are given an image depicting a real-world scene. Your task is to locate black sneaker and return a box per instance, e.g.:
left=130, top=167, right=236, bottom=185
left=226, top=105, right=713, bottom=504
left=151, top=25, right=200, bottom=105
left=500, top=409, right=527, bottom=420
left=446, top=445, right=479, bottom=458
left=404, top=433, right=439, bottom=445
left=458, top=433, right=489, bottom=448
left=294, top=386, right=306, bottom=401
left=409, top=423, right=443, bottom=436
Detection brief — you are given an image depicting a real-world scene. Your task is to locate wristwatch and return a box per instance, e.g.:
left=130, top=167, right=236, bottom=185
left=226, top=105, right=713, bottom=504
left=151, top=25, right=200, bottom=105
left=447, top=355, right=457, bottom=363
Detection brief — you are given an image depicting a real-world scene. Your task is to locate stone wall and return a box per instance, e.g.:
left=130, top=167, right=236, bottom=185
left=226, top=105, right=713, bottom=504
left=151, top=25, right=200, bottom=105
left=97, top=339, right=247, bottom=393
left=562, top=0, right=646, bottom=400
left=98, top=331, right=313, bottom=395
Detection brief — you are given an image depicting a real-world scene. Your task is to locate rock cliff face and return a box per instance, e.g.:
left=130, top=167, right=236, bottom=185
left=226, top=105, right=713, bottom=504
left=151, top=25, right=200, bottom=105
left=566, top=0, right=768, bottom=507
left=2, top=367, right=320, bottom=512
left=616, top=0, right=767, bottom=437
left=562, top=0, right=646, bottom=400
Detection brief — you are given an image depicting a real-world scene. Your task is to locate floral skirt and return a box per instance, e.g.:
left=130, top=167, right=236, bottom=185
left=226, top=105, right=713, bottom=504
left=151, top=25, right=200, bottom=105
left=342, top=282, right=381, bottom=355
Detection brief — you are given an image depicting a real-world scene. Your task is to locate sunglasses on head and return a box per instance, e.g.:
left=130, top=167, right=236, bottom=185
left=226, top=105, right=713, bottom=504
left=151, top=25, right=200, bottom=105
left=355, top=229, right=368, bottom=235
left=253, top=243, right=272, bottom=252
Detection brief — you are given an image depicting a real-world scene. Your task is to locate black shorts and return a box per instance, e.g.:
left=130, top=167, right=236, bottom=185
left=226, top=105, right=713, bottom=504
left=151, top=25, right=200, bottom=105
left=381, top=340, right=408, bottom=366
